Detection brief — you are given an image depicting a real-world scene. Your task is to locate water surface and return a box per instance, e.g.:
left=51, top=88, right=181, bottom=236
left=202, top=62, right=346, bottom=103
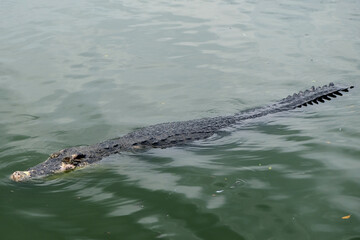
left=1, top=0, right=359, bottom=239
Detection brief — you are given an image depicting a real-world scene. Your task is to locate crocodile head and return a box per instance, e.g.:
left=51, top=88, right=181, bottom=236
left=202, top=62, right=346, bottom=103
left=10, top=148, right=88, bottom=182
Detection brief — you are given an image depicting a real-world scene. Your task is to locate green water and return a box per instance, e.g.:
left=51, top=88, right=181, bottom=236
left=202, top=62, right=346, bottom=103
left=1, top=0, right=359, bottom=239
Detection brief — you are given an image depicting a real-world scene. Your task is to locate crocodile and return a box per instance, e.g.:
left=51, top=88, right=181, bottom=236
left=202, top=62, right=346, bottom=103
left=11, top=82, right=354, bottom=182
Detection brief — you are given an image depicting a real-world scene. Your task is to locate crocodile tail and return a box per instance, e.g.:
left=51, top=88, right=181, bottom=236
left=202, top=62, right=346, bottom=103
left=279, top=82, right=354, bottom=109
left=235, top=82, right=354, bottom=121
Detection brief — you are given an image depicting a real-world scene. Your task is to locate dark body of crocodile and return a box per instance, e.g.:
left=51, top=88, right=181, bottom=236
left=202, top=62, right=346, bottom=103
left=11, top=83, right=354, bottom=182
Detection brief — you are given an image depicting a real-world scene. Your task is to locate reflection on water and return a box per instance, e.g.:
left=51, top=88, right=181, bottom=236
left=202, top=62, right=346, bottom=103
left=1, top=0, right=360, bottom=239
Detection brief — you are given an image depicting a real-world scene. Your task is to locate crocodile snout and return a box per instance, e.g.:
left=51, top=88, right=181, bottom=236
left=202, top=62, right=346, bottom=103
left=10, top=171, right=31, bottom=182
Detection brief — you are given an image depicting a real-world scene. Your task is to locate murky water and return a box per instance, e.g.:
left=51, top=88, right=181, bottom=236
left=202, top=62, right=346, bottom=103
left=1, top=0, right=359, bottom=239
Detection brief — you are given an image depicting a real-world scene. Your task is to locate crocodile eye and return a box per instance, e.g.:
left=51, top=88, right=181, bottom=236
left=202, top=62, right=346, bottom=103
left=72, top=153, right=86, bottom=159
left=62, top=157, right=71, bottom=163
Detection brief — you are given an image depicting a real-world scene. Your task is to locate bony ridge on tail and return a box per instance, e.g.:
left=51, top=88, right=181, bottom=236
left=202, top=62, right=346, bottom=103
left=11, top=82, right=354, bottom=182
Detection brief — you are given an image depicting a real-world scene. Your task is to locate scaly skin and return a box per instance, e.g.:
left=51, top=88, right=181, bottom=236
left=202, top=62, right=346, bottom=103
left=11, top=83, right=354, bottom=182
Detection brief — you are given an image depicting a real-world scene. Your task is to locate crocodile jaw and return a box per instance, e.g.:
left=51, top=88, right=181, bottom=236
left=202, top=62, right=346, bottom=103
left=10, top=161, right=84, bottom=182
